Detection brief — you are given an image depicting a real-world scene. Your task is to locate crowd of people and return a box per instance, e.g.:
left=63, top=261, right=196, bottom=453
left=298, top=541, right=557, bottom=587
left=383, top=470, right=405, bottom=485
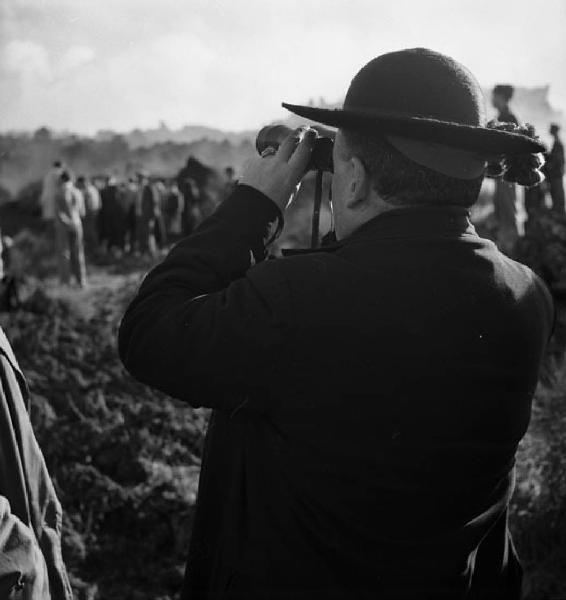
left=39, top=159, right=238, bottom=287
left=36, top=95, right=564, bottom=291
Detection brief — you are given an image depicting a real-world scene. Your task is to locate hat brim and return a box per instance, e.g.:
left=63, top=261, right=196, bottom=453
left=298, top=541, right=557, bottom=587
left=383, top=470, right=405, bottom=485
left=282, top=103, right=546, bottom=155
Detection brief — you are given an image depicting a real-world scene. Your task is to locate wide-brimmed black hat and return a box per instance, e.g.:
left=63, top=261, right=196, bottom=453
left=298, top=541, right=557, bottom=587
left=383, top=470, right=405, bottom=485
left=283, top=48, right=545, bottom=157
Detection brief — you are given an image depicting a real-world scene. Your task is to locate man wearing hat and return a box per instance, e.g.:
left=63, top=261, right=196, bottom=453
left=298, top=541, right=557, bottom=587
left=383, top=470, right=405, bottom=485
left=119, top=48, right=553, bottom=599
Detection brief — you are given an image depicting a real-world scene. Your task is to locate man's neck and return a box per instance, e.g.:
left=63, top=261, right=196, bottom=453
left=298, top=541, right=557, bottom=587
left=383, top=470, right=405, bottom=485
left=336, top=197, right=455, bottom=241
left=334, top=195, right=395, bottom=240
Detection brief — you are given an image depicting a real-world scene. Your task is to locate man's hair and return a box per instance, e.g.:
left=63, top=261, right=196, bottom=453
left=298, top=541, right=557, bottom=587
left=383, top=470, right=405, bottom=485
left=341, top=130, right=483, bottom=208
left=493, top=84, right=514, bottom=102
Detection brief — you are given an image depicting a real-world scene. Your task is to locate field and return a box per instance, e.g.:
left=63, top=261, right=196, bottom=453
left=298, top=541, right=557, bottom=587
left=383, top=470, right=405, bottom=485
left=2, top=231, right=566, bottom=600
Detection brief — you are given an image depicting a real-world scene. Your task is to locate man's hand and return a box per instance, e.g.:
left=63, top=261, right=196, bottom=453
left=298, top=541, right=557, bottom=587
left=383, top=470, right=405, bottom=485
left=239, top=127, right=317, bottom=211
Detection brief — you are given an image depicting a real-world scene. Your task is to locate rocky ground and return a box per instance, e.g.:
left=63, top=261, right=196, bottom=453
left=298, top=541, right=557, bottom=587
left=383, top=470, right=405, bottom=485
left=2, top=235, right=565, bottom=599
left=1, top=256, right=209, bottom=600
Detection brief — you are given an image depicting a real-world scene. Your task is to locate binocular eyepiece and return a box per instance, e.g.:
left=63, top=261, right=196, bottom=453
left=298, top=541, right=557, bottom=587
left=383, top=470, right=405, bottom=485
left=255, top=125, right=334, bottom=173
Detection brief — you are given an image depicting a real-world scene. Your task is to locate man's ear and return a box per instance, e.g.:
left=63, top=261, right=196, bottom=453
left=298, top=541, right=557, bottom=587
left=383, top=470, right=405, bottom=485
left=344, top=156, right=369, bottom=209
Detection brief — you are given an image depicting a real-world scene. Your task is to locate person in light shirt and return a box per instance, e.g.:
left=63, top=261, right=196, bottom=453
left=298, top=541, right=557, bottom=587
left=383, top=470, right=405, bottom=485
left=54, top=171, right=87, bottom=287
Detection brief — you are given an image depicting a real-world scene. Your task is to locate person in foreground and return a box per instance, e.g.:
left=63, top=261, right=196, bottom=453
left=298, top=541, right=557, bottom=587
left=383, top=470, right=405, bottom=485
left=119, top=48, right=554, bottom=599
left=0, top=326, right=73, bottom=599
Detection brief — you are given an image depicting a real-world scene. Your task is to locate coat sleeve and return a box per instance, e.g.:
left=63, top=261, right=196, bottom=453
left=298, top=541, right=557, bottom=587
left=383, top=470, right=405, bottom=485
left=118, top=185, right=294, bottom=411
left=0, top=329, right=73, bottom=600
left=0, top=496, right=51, bottom=599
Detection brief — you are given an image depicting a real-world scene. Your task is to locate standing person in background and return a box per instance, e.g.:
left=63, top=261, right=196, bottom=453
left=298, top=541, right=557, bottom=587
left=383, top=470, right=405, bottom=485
left=40, top=161, right=64, bottom=250
left=133, top=173, right=146, bottom=254
left=137, top=174, right=159, bottom=257
left=0, top=326, right=73, bottom=599
left=177, top=157, right=205, bottom=235
left=123, top=178, right=139, bottom=254
left=54, top=171, right=87, bottom=287
left=163, top=181, right=184, bottom=242
left=223, top=166, right=237, bottom=200
left=180, top=177, right=200, bottom=236
left=40, top=161, right=64, bottom=223
left=76, top=176, right=101, bottom=258
left=545, top=123, right=565, bottom=214
left=100, top=177, right=128, bottom=257
left=492, top=85, right=518, bottom=126
left=97, top=176, right=111, bottom=253
left=523, top=182, right=546, bottom=237
left=177, top=157, right=195, bottom=206
left=153, top=179, right=168, bottom=250
left=492, top=84, right=520, bottom=255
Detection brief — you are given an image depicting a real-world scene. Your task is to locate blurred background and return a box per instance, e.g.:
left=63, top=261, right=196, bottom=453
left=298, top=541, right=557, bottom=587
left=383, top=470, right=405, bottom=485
left=1, top=0, right=565, bottom=192
left=1, top=1, right=565, bottom=599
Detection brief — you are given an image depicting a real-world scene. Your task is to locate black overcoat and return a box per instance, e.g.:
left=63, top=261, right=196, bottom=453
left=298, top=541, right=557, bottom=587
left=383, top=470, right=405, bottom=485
left=119, top=185, right=554, bottom=600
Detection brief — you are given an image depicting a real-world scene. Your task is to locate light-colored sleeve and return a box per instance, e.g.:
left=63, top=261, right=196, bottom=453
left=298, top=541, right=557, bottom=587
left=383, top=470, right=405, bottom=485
left=0, top=495, right=51, bottom=599
left=0, top=329, right=73, bottom=600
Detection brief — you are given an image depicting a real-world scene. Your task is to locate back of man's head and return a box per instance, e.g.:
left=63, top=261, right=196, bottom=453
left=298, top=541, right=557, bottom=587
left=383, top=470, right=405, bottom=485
left=284, top=49, right=544, bottom=210
left=341, top=129, right=483, bottom=208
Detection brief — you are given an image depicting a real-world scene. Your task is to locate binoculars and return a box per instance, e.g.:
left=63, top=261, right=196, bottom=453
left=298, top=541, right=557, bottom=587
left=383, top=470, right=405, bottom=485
left=255, top=125, right=335, bottom=173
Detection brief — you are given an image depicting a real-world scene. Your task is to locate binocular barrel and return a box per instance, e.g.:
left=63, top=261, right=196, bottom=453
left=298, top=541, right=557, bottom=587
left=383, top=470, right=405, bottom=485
left=255, top=125, right=334, bottom=173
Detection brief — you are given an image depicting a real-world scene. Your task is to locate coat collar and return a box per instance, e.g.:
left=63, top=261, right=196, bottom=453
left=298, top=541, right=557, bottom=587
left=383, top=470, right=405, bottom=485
left=343, top=204, right=476, bottom=244
left=280, top=205, right=476, bottom=257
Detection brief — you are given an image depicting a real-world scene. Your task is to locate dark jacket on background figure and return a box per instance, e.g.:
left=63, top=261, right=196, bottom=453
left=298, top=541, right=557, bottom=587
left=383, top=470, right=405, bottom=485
left=119, top=185, right=554, bottom=600
left=99, top=183, right=129, bottom=251
left=544, top=137, right=565, bottom=213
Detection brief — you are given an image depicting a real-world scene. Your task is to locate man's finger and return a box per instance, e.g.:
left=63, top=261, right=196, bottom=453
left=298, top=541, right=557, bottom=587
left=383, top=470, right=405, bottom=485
left=287, top=128, right=317, bottom=175
left=276, top=128, right=304, bottom=162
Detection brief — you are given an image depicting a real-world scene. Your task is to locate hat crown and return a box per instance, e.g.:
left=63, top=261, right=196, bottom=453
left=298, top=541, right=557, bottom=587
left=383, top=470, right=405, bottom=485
left=344, top=48, right=486, bottom=127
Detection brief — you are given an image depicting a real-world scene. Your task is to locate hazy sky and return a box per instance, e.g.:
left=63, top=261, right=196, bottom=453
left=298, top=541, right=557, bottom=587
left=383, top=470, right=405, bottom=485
left=1, top=0, right=565, bottom=134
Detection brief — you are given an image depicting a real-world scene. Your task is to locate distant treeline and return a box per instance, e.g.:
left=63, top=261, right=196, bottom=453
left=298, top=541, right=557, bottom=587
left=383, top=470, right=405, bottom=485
left=2, top=84, right=561, bottom=202
left=0, top=128, right=257, bottom=201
